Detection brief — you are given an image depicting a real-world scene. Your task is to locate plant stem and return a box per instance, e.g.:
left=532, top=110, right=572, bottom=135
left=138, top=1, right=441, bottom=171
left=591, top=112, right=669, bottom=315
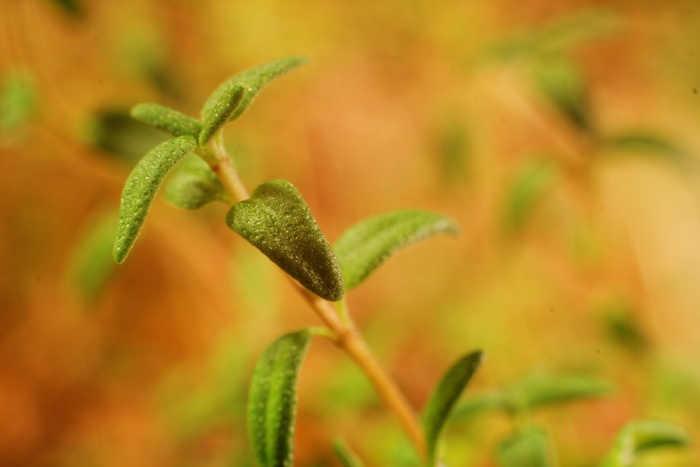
left=212, top=140, right=426, bottom=459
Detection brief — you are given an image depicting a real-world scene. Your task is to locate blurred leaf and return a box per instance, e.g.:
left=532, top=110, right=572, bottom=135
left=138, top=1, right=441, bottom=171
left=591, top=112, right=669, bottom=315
left=226, top=179, right=344, bottom=301
left=533, top=57, right=591, bottom=131
left=504, top=373, right=614, bottom=412
left=334, top=210, right=459, bottom=290
left=199, top=83, right=245, bottom=145
left=496, top=425, right=555, bottom=467
left=0, top=69, right=38, bottom=136
left=248, top=330, right=312, bottom=467
left=602, top=132, right=683, bottom=163
left=200, top=56, right=307, bottom=124
left=435, top=111, right=471, bottom=184
left=602, top=419, right=690, bottom=467
left=333, top=438, right=366, bottom=467
left=600, top=302, right=650, bottom=354
left=113, top=135, right=197, bottom=263
left=452, top=392, right=508, bottom=422
left=423, top=350, right=483, bottom=466
left=130, top=103, right=203, bottom=138
left=46, top=0, right=84, bottom=17
left=502, top=159, right=558, bottom=235
left=89, top=109, right=169, bottom=165
left=70, top=211, right=118, bottom=301
left=164, top=154, right=230, bottom=209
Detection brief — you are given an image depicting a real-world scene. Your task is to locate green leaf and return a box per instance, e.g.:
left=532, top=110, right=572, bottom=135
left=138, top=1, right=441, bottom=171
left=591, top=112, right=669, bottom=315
left=200, top=56, right=307, bottom=125
left=130, top=103, right=203, bottom=138
left=333, top=438, right=366, bottom=467
left=533, top=57, right=590, bottom=131
left=164, top=154, right=230, bottom=209
left=504, top=373, right=614, bottom=412
left=502, top=158, right=557, bottom=235
left=226, top=179, right=344, bottom=301
left=334, top=210, right=459, bottom=290
left=248, top=330, right=313, bottom=467
left=198, top=83, right=245, bottom=145
left=422, top=350, right=483, bottom=466
left=89, top=109, right=169, bottom=165
left=70, top=212, right=119, bottom=301
left=113, top=135, right=197, bottom=263
left=0, top=69, right=38, bottom=135
left=602, top=132, right=683, bottom=163
left=452, top=392, right=508, bottom=422
left=602, top=419, right=690, bottom=467
left=496, top=425, right=555, bottom=467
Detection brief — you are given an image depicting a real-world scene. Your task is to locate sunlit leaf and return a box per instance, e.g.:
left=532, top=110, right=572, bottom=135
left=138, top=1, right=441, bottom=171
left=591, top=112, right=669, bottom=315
left=113, top=135, right=197, bottom=263
left=0, top=69, right=38, bottom=135
left=70, top=212, right=118, bottom=301
left=533, top=57, right=590, bottom=131
left=496, top=425, right=555, bottom=467
left=602, top=419, right=690, bottom=467
left=226, top=179, right=344, bottom=301
left=423, top=350, right=483, bottom=466
left=333, top=438, right=366, bottom=467
left=198, top=83, right=245, bottom=145
left=502, top=158, right=557, bottom=235
left=505, top=373, right=614, bottom=412
left=334, top=210, right=459, bottom=290
left=248, top=330, right=313, bottom=467
left=200, top=56, right=307, bottom=125
left=130, top=103, right=203, bottom=138
left=164, top=154, right=230, bottom=209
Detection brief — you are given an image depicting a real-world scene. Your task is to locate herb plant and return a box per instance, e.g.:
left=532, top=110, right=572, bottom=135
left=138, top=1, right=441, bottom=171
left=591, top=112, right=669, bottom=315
left=113, top=56, right=691, bottom=466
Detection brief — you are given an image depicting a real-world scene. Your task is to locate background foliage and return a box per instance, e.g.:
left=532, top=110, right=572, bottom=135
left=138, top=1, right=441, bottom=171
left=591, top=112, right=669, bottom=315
left=1, top=0, right=699, bottom=465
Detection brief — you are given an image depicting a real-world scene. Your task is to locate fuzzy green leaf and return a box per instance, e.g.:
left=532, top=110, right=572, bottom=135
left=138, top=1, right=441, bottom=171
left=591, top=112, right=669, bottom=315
left=130, top=103, right=203, bottom=138
left=226, top=179, right=344, bottom=301
left=505, top=373, right=614, bottom=412
left=198, top=83, right=245, bottom=145
left=502, top=158, right=557, bottom=235
left=200, top=56, right=307, bottom=125
left=496, top=426, right=555, bottom=467
left=602, top=419, right=690, bottom=467
left=248, top=330, right=313, bottom=467
left=334, top=210, right=458, bottom=290
left=332, top=438, right=366, bottom=467
left=423, top=350, right=483, bottom=466
left=164, top=154, right=230, bottom=209
left=113, top=135, right=197, bottom=263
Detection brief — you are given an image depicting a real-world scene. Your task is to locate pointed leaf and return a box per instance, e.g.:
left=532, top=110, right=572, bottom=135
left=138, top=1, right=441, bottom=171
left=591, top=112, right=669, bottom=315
left=505, top=373, right=614, bottom=412
left=333, top=438, right=367, bottom=467
left=200, top=56, right=307, bottom=124
left=423, top=350, right=483, bottom=466
left=602, top=419, right=690, bottom=467
left=533, top=57, right=591, bottom=131
left=113, top=135, right=197, bottom=263
left=226, top=179, right=344, bottom=301
left=496, top=425, right=555, bottom=467
left=130, top=103, right=203, bottom=138
left=248, top=330, right=313, bottom=467
left=164, top=154, right=230, bottom=209
left=334, top=210, right=459, bottom=290
left=502, top=158, right=557, bottom=235
left=198, top=83, right=245, bottom=145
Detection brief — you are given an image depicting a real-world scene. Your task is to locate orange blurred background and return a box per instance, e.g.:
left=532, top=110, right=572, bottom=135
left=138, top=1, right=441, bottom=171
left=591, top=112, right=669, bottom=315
left=1, top=0, right=699, bottom=465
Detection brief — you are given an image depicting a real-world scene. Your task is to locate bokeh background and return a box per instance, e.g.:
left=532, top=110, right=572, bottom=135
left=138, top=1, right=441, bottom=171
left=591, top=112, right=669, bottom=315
left=1, top=0, right=700, bottom=465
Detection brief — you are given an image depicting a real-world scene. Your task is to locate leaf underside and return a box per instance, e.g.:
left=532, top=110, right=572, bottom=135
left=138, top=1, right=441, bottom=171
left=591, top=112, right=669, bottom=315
left=130, top=103, right=203, bottom=138
left=248, top=330, right=313, bottom=467
left=423, top=350, right=483, bottom=466
left=164, top=154, right=230, bottom=209
left=603, top=419, right=690, bottom=467
left=113, top=135, right=197, bottom=263
left=226, top=179, right=344, bottom=301
left=200, top=56, right=308, bottom=125
left=334, top=210, right=459, bottom=290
